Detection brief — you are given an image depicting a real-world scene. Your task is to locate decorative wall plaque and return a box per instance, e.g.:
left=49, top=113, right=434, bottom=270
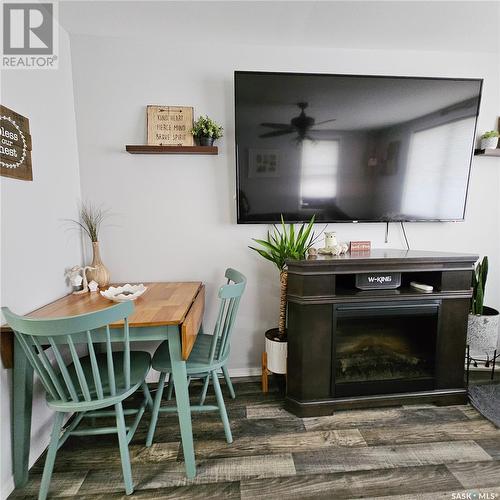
left=147, top=105, right=194, bottom=146
left=0, top=105, right=32, bottom=181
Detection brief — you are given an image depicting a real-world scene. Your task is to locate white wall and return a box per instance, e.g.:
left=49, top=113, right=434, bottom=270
left=69, top=35, right=500, bottom=378
left=0, top=27, right=82, bottom=498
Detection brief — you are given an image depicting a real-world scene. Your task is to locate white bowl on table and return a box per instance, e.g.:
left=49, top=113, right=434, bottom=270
left=100, top=284, right=147, bottom=302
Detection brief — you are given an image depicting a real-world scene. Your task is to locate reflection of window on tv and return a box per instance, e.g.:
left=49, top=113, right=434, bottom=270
left=402, top=117, right=475, bottom=219
left=300, top=140, right=339, bottom=209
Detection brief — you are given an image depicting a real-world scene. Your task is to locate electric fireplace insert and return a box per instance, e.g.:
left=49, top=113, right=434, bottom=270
left=333, top=301, right=439, bottom=397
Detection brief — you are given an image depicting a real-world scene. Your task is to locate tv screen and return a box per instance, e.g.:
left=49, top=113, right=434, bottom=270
left=235, top=71, right=482, bottom=223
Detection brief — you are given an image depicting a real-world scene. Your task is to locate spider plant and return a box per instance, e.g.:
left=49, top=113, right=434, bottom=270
left=249, top=215, right=318, bottom=337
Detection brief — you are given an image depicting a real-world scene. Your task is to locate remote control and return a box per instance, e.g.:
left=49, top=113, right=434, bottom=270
left=410, top=281, right=434, bottom=292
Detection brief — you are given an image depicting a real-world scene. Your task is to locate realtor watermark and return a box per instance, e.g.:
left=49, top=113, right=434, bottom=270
left=2, top=2, right=58, bottom=69
left=452, top=492, right=498, bottom=500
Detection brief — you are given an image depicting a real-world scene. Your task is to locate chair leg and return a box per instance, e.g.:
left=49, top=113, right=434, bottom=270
left=115, top=402, right=134, bottom=495
left=221, top=365, right=236, bottom=399
left=199, top=374, right=210, bottom=405
left=39, top=412, right=65, bottom=500
left=142, top=382, right=153, bottom=409
left=211, top=370, right=233, bottom=444
left=166, top=373, right=174, bottom=400
left=146, top=371, right=167, bottom=447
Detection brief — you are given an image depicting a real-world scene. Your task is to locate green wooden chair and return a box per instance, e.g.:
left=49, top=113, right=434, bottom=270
left=146, top=268, right=246, bottom=447
left=2, top=302, right=152, bottom=500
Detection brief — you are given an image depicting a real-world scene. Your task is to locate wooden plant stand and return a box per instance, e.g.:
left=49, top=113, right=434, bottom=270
left=261, top=351, right=287, bottom=393
left=262, top=352, right=270, bottom=393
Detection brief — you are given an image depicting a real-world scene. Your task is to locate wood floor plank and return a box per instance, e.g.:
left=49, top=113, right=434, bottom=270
left=180, top=429, right=366, bottom=460
left=293, top=440, right=492, bottom=475
left=130, top=415, right=306, bottom=445
left=474, top=438, right=500, bottom=460
left=8, top=471, right=88, bottom=498
left=240, top=464, right=462, bottom=500
left=447, top=460, right=500, bottom=488
left=78, top=454, right=296, bottom=494
left=302, top=407, right=474, bottom=432
left=245, top=403, right=296, bottom=419
left=458, top=405, right=484, bottom=420
left=71, top=481, right=241, bottom=499
left=360, top=419, right=500, bottom=446
left=32, top=442, right=180, bottom=473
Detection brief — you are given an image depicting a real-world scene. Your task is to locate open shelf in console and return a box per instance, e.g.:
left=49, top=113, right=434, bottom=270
left=330, top=269, right=469, bottom=298
left=335, top=270, right=442, bottom=295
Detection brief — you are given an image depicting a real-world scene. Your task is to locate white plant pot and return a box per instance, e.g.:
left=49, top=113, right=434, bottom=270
left=467, top=307, right=500, bottom=358
left=480, top=137, right=499, bottom=149
left=265, top=331, right=287, bottom=374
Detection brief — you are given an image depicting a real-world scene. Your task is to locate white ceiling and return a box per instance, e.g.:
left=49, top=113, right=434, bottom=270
left=60, top=1, right=500, bottom=53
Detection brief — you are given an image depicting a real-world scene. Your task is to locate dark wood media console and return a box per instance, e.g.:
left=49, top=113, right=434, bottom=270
left=285, top=249, right=478, bottom=417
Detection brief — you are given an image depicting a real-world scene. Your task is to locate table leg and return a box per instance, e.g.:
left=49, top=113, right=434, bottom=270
left=13, top=335, right=34, bottom=488
left=167, top=326, right=196, bottom=478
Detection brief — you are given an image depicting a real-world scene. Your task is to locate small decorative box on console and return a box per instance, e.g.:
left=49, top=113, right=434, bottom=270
left=285, top=249, right=478, bottom=417
left=350, top=240, right=371, bottom=253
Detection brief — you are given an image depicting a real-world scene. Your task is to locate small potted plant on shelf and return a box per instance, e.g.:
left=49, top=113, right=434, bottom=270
left=467, top=256, right=499, bottom=359
left=192, top=115, right=223, bottom=146
left=480, top=131, right=500, bottom=150
left=249, top=215, right=318, bottom=383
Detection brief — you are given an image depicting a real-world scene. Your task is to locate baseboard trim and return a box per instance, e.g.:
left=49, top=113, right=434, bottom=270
left=146, top=366, right=260, bottom=383
left=227, top=367, right=261, bottom=377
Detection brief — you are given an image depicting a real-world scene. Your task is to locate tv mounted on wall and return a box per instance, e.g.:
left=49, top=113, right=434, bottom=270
left=235, top=71, right=482, bottom=224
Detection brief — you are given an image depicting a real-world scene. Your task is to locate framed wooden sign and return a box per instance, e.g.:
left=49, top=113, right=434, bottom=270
left=0, top=105, right=32, bottom=181
left=147, top=105, right=194, bottom=146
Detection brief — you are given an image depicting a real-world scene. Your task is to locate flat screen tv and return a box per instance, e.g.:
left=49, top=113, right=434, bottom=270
left=235, top=71, right=482, bottom=223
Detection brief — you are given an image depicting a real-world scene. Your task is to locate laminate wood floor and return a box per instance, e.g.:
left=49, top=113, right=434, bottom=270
left=9, top=377, right=500, bottom=499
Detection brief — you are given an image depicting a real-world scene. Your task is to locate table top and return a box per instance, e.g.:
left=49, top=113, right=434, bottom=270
left=1, top=282, right=204, bottom=367
left=26, top=282, right=203, bottom=327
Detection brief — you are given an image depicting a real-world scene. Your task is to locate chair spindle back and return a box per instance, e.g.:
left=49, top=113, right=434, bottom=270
left=2, top=302, right=134, bottom=405
left=208, top=268, right=246, bottom=364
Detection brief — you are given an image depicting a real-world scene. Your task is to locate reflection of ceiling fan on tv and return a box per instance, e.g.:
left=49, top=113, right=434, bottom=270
left=259, top=102, right=337, bottom=141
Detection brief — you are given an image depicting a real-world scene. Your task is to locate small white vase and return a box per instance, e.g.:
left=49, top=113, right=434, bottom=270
left=480, top=137, right=499, bottom=150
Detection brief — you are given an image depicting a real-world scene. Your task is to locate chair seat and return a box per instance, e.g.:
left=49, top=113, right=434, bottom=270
left=50, top=351, right=151, bottom=404
left=152, top=334, right=226, bottom=373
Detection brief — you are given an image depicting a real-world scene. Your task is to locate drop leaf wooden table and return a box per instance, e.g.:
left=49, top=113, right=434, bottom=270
left=1, top=282, right=205, bottom=487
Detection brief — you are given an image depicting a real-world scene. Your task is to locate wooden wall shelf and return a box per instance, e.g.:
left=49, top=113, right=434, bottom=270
left=474, top=148, right=500, bottom=157
left=126, top=145, right=218, bottom=155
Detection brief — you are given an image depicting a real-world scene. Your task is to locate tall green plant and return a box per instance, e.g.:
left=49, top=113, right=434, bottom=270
left=471, top=256, right=488, bottom=315
left=249, top=215, right=318, bottom=271
left=249, top=215, right=319, bottom=336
